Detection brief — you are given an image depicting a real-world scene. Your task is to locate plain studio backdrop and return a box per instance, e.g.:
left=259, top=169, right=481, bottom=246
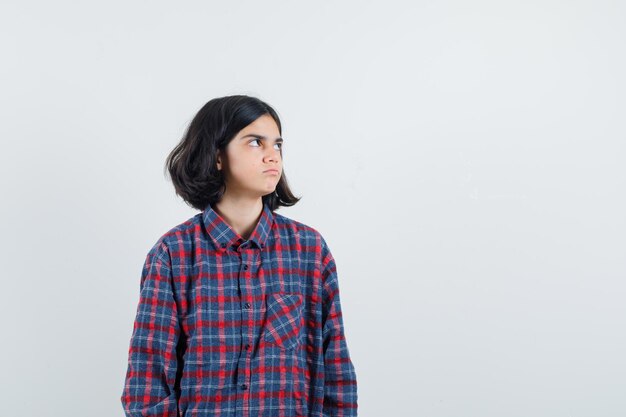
left=1, top=1, right=624, bottom=416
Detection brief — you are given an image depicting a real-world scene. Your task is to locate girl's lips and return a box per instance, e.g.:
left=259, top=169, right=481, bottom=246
left=263, top=169, right=279, bottom=174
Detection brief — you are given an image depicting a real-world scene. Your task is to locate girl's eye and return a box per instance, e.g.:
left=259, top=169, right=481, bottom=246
left=250, top=139, right=283, bottom=151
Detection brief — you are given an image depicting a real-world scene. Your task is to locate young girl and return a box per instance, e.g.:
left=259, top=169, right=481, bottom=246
left=120, top=95, right=358, bottom=417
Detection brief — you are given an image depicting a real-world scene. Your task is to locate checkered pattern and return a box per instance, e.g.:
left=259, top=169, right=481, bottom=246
left=120, top=202, right=358, bottom=417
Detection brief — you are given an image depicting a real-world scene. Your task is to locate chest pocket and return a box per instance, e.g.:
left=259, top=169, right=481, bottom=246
left=263, top=293, right=304, bottom=350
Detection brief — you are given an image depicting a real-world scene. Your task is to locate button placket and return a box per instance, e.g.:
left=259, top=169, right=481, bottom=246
left=241, top=255, right=253, bottom=355
left=236, top=245, right=256, bottom=413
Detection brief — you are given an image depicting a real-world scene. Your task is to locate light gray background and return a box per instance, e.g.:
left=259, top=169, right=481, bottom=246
left=1, top=1, right=624, bottom=416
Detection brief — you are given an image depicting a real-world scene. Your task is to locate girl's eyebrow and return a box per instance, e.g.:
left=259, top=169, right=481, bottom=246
left=240, top=134, right=283, bottom=143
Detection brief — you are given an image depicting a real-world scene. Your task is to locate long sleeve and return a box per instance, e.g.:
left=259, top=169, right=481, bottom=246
left=121, top=241, right=181, bottom=417
left=320, top=237, right=358, bottom=417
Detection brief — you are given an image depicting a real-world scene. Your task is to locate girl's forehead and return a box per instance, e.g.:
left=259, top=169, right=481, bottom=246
left=235, top=120, right=281, bottom=143
left=241, top=115, right=280, bottom=134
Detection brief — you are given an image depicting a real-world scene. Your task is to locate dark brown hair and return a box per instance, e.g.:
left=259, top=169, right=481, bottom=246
left=164, top=95, right=301, bottom=212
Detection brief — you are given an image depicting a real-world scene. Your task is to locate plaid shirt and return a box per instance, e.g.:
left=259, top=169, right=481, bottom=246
left=121, top=202, right=358, bottom=417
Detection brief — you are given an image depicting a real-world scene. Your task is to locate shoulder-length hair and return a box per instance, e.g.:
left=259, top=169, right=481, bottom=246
left=164, top=95, right=301, bottom=212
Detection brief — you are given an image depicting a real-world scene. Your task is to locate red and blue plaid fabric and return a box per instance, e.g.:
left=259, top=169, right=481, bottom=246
left=121, top=202, right=358, bottom=417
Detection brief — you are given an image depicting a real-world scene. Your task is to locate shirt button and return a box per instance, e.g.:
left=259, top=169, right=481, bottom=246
left=241, top=384, right=248, bottom=390
left=245, top=343, right=251, bottom=350
left=220, top=242, right=226, bottom=248
left=244, top=302, right=251, bottom=309
left=243, top=265, right=248, bottom=270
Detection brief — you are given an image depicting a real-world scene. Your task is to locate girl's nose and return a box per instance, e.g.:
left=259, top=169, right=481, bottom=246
left=266, top=149, right=281, bottom=163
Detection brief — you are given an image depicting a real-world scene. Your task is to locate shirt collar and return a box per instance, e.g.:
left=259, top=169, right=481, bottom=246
left=202, top=201, right=274, bottom=251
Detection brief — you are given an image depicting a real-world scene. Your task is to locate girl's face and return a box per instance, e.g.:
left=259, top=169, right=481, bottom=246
left=217, top=114, right=283, bottom=199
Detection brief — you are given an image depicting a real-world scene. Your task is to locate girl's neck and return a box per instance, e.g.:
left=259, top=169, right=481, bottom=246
left=213, top=196, right=264, bottom=240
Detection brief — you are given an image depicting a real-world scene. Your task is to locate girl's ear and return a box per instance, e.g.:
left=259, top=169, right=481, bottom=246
left=216, top=150, right=222, bottom=171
